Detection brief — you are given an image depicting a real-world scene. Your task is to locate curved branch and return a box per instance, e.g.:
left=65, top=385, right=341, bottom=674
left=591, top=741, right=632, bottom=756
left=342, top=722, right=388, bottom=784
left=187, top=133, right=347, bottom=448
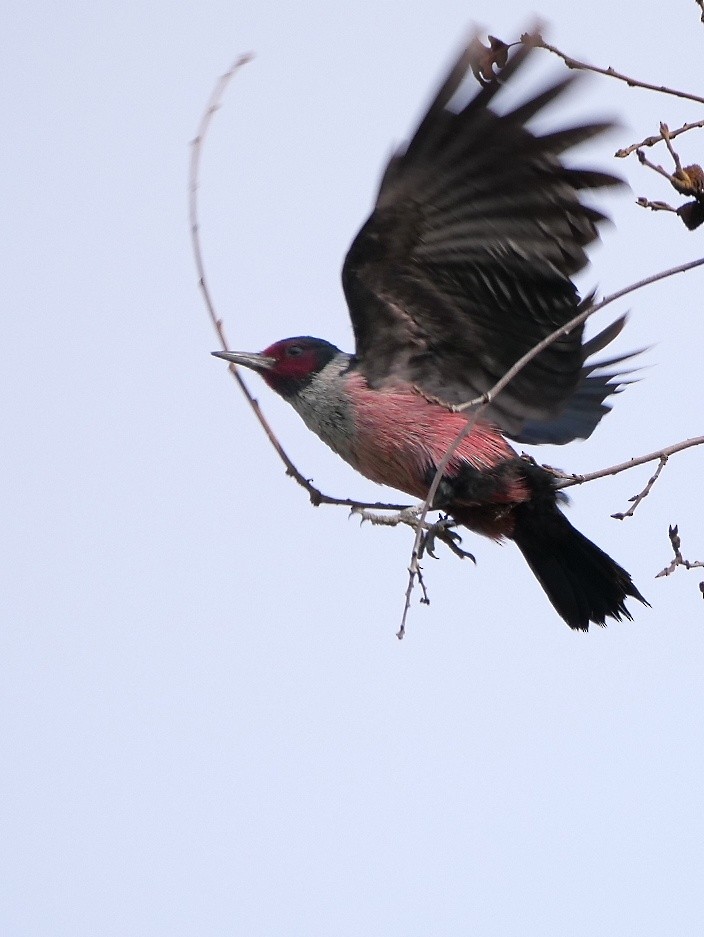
left=529, top=35, right=704, bottom=105
left=190, top=56, right=410, bottom=515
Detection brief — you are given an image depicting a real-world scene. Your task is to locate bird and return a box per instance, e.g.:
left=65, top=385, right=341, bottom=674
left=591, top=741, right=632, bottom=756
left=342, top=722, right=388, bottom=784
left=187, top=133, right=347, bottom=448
left=213, top=31, right=648, bottom=631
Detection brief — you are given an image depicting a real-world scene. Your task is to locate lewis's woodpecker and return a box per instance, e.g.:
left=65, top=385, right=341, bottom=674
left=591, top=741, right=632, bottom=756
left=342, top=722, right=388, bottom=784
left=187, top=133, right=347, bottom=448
left=213, top=33, right=648, bottom=630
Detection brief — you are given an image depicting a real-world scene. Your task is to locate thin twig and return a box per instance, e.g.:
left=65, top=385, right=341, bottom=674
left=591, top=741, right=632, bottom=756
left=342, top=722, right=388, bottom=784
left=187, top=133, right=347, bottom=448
left=636, top=148, right=681, bottom=186
left=661, top=123, right=685, bottom=176
left=398, top=557, right=429, bottom=640
left=626, top=126, right=704, bottom=229
left=637, top=132, right=704, bottom=203
left=190, top=57, right=414, bottom=516
left=616, top=120, right=704, bottom=159
left=416, top=566, right=430, bottom=606
left=555, top=436, right=704, bottom=488
left=529, top=35, right=704, bottom=105
left=636, top=197, right=679, bottom=214
left=655, top=525, right=704, bottom=578
left=610, top=455, right=668, bottom=520
left=636, top=195, right=704, bottom=232
left=190, top=55, right=253, bottom=347
left=190, top=57, right=309, bottom=487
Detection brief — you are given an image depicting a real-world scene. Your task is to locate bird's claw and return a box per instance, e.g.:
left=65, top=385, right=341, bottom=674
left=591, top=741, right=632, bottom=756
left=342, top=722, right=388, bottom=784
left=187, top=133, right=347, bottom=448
left=350, top=505, right=422, bottom=528
left=349, top=506, right=475, bottom=563
left=419, top=515, right=476, bottom=563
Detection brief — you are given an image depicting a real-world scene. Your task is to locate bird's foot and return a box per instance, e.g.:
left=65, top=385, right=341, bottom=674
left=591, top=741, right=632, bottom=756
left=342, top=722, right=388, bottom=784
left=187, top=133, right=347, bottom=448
left=351, top=504, right=423, bottom=529
left=420, top=515, right=476, bottom=563
left=350, top=506, right=475, bottom=562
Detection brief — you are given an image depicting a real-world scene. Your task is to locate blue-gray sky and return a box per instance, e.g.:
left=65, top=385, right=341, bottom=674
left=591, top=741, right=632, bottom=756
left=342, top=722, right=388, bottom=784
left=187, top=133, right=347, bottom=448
left=3, top=2, right=704, bottom=934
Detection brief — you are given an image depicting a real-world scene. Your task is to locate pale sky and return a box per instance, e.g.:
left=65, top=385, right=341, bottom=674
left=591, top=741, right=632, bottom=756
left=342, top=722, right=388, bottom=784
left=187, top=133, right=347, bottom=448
left=3, top=1, right=704, bottom=934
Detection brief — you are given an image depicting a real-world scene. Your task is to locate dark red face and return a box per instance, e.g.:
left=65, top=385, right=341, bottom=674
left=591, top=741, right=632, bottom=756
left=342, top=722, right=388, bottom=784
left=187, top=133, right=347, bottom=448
left=259, top=336, right=341, bottom=396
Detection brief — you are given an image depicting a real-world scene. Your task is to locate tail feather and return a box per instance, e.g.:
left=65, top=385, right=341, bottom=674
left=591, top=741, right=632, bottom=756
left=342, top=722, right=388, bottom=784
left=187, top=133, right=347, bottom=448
left=511, top=499, right=648, bottom=631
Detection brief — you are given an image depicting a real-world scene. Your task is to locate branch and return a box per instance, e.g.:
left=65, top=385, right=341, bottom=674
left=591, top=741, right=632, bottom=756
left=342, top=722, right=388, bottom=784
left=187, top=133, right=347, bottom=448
left=655, top=525, right=704, bottom=579
left=531, top=40, right=704, bottom=231
left=190, top=57, right=413, bottom=516
left=635, top=197, right=679, bottom=215
left=555, top=436, right=704, bottom=489
left=636, top=196, right=704, bottom=231
left=616, top=120, right=704, bottom=159
left=528, top=35, right=704, bottom=105
left=610, top=455, right=668, bottom=520
left=636, top=146, right=704, bottom=197
left=633, top=127, right=704, bottom=230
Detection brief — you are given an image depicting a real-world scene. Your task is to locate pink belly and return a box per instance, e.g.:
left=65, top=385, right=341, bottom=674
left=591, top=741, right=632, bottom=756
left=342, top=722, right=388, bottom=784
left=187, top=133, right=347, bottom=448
left=346, top=375, right=524, bottom=503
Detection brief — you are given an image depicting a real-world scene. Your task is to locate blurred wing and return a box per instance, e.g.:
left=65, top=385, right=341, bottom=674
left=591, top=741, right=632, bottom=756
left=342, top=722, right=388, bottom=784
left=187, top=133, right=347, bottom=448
left=341, top=31, right=624, bottom=437
left=511, top=316, right=643, bottom=444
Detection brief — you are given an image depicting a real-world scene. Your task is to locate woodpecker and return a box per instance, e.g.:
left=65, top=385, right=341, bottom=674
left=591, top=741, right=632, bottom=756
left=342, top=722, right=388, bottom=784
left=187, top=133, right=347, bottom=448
left=213, top=33, right=648, bottom=630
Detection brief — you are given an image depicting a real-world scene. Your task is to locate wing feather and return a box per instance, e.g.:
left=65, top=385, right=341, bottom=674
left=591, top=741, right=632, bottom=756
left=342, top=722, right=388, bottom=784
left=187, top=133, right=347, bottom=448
left=342, top=30, right=628, bottom=438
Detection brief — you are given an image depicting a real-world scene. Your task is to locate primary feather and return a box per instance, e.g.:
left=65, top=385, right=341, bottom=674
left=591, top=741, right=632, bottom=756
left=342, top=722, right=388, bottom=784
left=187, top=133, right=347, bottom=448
left=342, top=31, right=624, bottom=440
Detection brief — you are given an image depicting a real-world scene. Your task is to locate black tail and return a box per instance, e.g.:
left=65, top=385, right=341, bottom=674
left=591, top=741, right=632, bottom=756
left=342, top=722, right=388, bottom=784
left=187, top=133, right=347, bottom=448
left=511, top=477, right=648, bottom=631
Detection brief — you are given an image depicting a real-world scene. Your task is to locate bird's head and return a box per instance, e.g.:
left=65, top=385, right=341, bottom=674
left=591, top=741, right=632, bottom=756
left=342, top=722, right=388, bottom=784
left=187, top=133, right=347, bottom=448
left=212, top=336, right=342, bottom=398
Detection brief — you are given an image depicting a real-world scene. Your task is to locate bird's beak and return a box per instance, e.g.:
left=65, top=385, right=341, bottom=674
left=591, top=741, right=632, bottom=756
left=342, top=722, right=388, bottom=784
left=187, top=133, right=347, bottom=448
left=211, top=350, right=276, bottom=372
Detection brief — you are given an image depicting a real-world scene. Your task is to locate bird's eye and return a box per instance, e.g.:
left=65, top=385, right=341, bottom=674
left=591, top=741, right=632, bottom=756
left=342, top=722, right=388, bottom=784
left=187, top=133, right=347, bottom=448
left=286, top=345, right=303, bottom=357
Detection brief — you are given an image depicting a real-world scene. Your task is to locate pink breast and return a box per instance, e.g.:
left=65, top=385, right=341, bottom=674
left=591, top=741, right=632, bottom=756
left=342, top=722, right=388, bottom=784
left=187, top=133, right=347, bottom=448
left=345, top=373, right=522, bottom=501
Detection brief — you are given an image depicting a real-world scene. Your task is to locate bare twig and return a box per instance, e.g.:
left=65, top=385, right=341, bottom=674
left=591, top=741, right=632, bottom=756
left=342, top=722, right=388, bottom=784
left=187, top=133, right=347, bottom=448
left=555, top=436, right=704, bottom=489
left=636, top=197, right=679, bottom=214
left=661, top=123, right=685, bottom=177
left=354, top=505, right=475, bottom=640
left=610, top=455, right=668, bottom=520
left=634, top=126, right=704, bottom=229
left=635, top=144, right=703, bottom=197
left=398, top=557, right=428, bottom=640
left=616, top=120, right=704, bottom=159
left=528, top=35, right=704, bottom=106
left=416, top=566, right=430, bottom=606
left=636, top=148, right=680, bottom=185
left=190, top=56, right=253, bottom=343
left=191, top=57, right=415, bottom=516
left=190, top=58, right=312, bottom=488
left=619, top=124, right=704, bottom=229
left=656, top=525, right=704, bottom=578
left=637, top=197, right=704, bottom=231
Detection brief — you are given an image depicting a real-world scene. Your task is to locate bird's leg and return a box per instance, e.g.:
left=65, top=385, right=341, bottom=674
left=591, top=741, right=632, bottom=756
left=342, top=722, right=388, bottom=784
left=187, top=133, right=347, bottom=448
left=350, top=504, right=425, bottom=529
left=350, top=505, right=475, bottom=562
left=421, top=515, right=476, bottom=563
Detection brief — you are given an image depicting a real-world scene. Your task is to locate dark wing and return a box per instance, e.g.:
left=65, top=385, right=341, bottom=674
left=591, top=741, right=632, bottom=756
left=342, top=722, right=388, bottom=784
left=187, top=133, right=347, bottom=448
left=341, top=32, right=625, bottom=439
left=511, top=315, right=642, bottom=444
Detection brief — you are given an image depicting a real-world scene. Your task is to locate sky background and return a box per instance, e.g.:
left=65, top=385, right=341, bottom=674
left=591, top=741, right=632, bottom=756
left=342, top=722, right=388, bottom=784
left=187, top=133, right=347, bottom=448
left=3, top=1, right=704, bottom=934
